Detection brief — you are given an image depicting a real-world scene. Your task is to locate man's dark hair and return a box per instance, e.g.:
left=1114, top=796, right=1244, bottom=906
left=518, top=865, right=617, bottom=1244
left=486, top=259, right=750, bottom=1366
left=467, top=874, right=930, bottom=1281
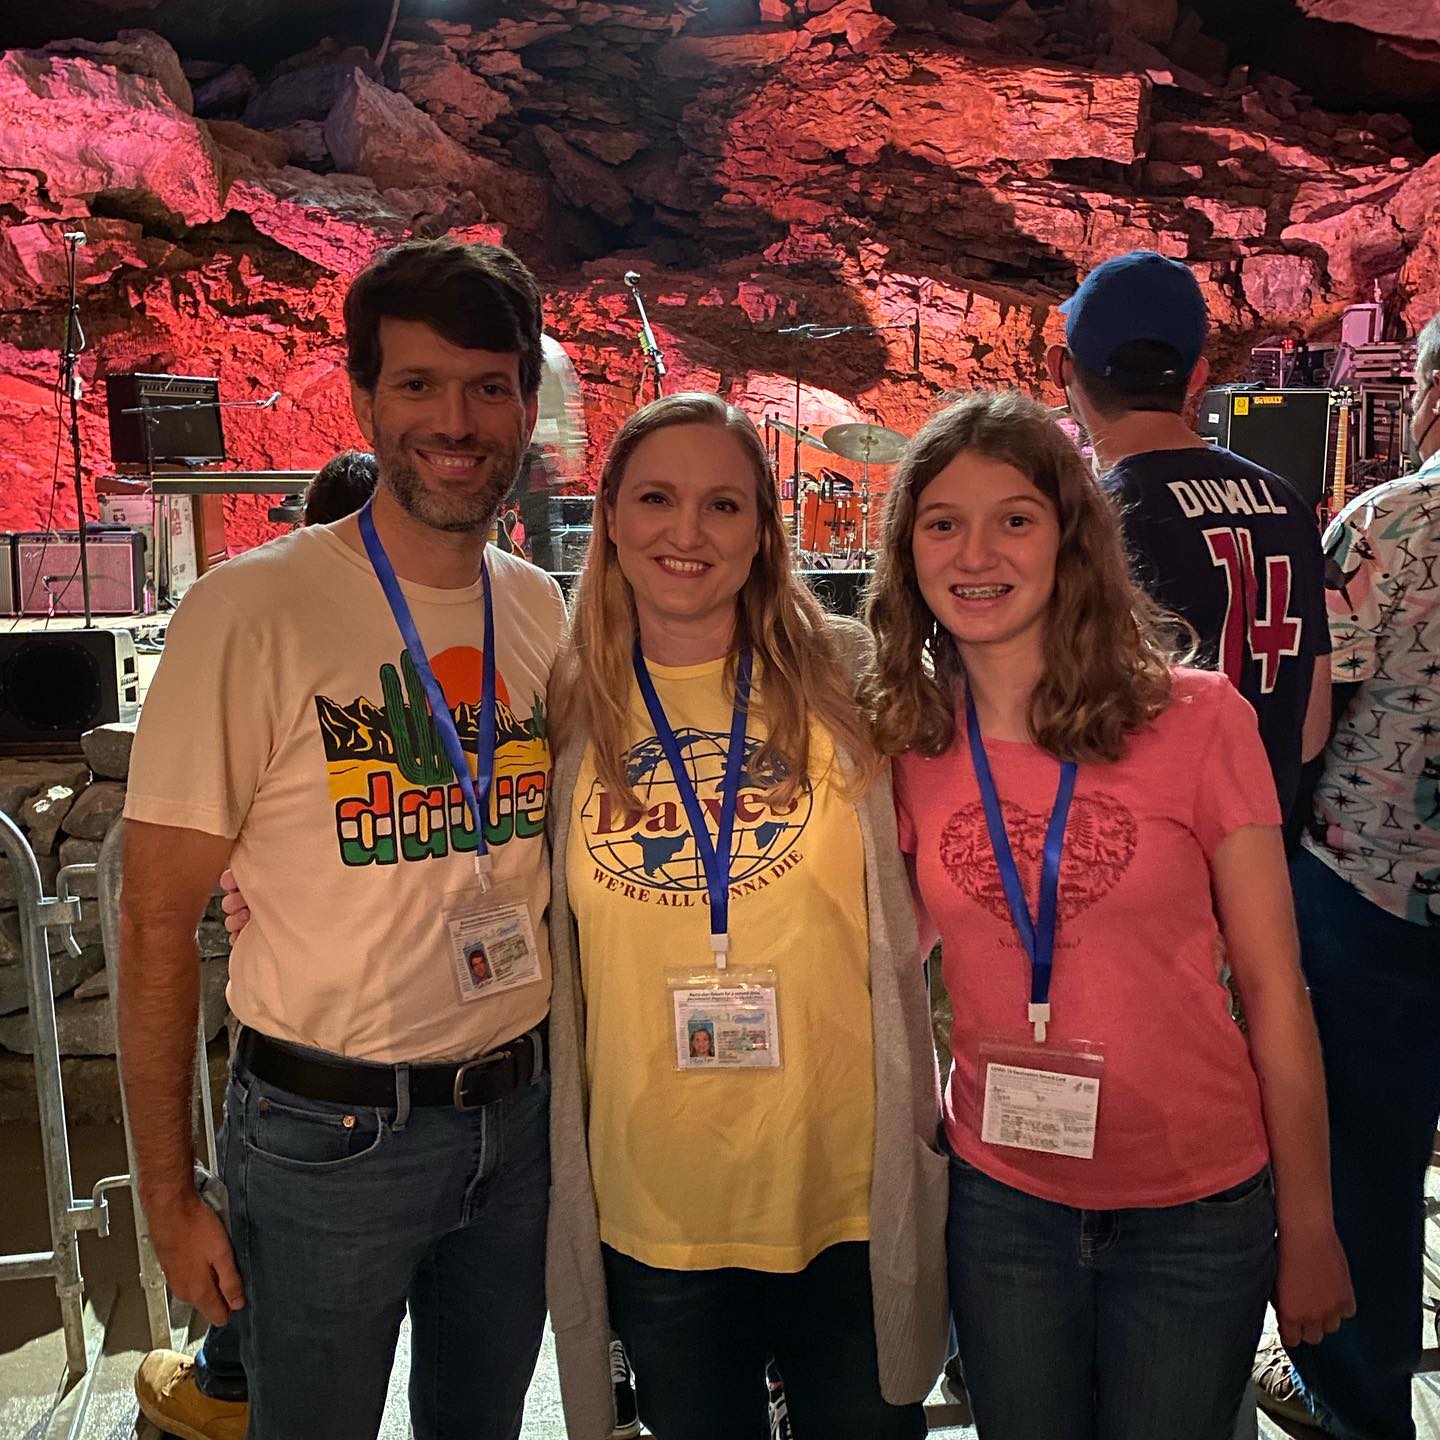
left=1067, top=340, right=1190, bottom=420
left=303, top=449, right=379, bottom=526
left=344, top=238, right=544, bottom=400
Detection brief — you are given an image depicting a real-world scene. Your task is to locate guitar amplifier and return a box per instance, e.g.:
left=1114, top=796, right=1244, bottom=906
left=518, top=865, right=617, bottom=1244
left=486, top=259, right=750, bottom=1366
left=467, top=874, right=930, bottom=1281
left=105, top=372, right=225, bottom=466
left=1197, top=388, right=1334, bottom=509
left=14, top=527, right=148, bottom=617
left=0, top=629, right=140, bottom=754
left=0, top=535, right=15, bottom=617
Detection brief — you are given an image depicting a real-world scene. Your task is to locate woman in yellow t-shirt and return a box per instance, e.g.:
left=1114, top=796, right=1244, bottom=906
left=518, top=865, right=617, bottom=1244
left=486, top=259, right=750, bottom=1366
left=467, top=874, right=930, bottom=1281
left=545, top=393, right=947, bottom=1440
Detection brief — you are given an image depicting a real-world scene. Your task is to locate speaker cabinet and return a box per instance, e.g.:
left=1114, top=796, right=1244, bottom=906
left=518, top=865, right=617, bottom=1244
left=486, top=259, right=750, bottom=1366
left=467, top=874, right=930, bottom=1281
left=802, top=569, right=868, bottom=618
left=1197, top=388, right=1334, bottom=509
left=0, top=630, right=140, bottom=755
left=13, top=527, right=147, bottom=617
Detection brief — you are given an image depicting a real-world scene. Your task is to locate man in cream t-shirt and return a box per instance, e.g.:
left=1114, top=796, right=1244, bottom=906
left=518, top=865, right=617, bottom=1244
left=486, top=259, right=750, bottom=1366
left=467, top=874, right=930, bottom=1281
left=117, top=238, right=564, bottom=1440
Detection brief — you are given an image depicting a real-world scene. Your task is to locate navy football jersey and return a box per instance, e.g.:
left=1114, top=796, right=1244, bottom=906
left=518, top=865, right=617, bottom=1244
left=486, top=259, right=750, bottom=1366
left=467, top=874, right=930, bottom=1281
left=1103, top=445, right=1329, bottom=817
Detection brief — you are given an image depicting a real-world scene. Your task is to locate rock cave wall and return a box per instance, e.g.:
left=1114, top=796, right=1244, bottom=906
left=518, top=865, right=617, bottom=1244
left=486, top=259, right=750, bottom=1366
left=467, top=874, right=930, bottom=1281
left=0, top=0, right=1437, bottom=552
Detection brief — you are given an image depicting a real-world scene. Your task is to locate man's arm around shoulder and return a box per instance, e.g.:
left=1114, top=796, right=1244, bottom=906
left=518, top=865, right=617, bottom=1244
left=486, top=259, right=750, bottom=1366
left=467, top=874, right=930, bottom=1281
left=118, top=819, right=245, bottom=1327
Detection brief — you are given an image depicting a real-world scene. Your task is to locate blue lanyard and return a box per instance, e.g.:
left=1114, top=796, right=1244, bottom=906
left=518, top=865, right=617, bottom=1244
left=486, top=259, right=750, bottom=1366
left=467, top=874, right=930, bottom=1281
left=632, top=642, right=753, bottom=968
left=359, top=500, right=498, bottom=886
left=965, top=692, right=1076, bottom=1042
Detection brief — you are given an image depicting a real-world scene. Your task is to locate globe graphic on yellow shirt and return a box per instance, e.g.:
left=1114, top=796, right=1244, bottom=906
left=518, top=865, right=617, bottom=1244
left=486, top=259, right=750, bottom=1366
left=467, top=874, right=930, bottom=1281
left=583, top=728, right=813, bottom=891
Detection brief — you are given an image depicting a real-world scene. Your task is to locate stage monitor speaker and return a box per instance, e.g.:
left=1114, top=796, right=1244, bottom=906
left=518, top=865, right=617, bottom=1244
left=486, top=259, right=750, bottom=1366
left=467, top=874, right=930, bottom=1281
left=105, top=372, right=225, bottom=466
left=0, top=630, right=140, bottom=755
left=14, top=527, right=147, bottom=617
left=1197, top=388, right=1333, bottom=509
left=0, top=536, right=15, bottom=617
left=802, top=569, right=868, bottom=618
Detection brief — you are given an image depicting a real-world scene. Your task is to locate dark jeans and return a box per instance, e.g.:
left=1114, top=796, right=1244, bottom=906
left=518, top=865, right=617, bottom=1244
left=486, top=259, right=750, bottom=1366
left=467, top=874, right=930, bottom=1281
left=947, top=1155, right=1275, bottom=1440
left=1287, top=848, right=1440, bottom=1440
left=602, top=1241, right=926, bottom=1440
left=193, top=1051, right=550, bottom=1440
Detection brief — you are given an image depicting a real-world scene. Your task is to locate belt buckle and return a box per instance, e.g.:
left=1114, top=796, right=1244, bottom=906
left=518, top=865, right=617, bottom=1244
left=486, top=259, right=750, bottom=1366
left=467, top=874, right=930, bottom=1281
left=452, top=1049, right=509, bottom=1111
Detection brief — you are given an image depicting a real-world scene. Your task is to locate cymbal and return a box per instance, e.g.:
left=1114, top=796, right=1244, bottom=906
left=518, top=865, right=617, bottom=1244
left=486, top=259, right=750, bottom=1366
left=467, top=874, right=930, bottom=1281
left=767, top=416, right=832, bottom=452
left=822, top=422, right=908, bottom=464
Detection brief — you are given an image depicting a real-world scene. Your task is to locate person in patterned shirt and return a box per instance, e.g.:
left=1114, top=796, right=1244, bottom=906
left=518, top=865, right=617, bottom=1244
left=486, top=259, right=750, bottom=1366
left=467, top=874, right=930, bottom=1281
left=1255, top=313, right=1440, bottom=1439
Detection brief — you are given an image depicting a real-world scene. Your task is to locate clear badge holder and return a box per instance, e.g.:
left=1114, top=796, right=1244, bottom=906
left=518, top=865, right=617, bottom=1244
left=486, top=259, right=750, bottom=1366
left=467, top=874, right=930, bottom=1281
left=445, top=871, right=542, bottom=1005
left=666, top=964, right=782, bottom=1071
left=975, top=1032, right=1105, bottom=1160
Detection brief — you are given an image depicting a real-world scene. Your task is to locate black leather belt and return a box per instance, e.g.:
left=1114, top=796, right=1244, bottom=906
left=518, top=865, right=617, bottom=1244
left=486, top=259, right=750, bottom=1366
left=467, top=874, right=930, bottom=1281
left=235, top=1021, right=548, bottom=1111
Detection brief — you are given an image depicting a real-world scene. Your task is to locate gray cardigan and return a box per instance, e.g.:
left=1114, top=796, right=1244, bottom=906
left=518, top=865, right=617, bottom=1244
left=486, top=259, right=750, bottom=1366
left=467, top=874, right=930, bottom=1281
left=544, top=625, right=950, bottom=1439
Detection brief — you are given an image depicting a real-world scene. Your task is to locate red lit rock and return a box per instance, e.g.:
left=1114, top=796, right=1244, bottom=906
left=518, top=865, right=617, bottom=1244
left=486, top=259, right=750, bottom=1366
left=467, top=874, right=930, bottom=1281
left=384, top=41, right=512, bottom=143
left=535, top=125, right=633, bottom=226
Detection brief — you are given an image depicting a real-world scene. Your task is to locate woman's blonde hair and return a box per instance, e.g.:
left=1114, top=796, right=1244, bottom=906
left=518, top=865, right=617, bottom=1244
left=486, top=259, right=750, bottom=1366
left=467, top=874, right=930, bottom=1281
left=863, top=390, right=1177, bottom=763
left=551, top=392, right=873, bottom=808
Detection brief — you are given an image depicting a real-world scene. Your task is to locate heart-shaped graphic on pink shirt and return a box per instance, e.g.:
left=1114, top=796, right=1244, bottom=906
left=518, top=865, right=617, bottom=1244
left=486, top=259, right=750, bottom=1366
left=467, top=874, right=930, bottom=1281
left=939, top=791, right=1138, bottom=923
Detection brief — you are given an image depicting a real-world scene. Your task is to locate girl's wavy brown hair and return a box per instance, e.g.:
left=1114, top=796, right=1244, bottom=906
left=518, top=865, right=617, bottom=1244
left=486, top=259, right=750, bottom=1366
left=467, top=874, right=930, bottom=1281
left=862, top=390, right=1178, bottom=763
left=550, top=392, right=875, bottom=809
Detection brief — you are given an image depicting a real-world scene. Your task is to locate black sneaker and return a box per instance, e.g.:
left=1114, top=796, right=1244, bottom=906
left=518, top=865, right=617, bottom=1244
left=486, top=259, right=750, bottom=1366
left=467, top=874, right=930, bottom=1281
left=939, top=1353, right=974, bottom=1425
left=609, top=1339, right=641, bottom=1439
left=767, top=1358, right=794, bottom=1440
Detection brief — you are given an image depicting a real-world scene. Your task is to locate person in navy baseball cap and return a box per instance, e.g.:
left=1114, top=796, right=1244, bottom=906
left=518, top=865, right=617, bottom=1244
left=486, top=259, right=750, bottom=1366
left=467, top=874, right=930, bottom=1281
left=1056, top=250, right=1209, bottom=389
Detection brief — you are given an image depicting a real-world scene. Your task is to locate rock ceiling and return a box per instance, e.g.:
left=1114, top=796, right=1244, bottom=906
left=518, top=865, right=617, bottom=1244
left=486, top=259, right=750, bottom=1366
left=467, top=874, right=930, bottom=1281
left=0, top=0, right=1436, bottom=546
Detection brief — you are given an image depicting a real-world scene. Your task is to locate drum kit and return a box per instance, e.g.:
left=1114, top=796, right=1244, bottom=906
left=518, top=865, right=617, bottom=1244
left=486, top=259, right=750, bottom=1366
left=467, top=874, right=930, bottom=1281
left=767, top=417, right=909, bottom=566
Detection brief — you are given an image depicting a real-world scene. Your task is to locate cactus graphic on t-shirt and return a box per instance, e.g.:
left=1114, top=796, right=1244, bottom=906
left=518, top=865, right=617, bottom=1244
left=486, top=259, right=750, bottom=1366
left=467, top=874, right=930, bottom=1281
left=316, top=644, right=549, bottom=867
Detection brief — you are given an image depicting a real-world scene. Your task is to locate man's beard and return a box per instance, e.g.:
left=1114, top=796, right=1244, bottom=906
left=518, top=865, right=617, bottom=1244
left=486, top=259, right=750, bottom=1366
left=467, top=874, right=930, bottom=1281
left=1409, top=405, right=1440, bottom=474
left=375, top=430, right=522, bottom=533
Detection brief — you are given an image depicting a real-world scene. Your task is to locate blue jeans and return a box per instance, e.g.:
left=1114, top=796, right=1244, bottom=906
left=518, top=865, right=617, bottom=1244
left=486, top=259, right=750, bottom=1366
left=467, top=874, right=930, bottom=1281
left=603, top=1241, right=926, bottom=1440
left=193, top=1050, right=550, bottom=1440
left=1287, top=849, right=1440, bottom=1440
left=947, top=1156, right=1275, bottom=1440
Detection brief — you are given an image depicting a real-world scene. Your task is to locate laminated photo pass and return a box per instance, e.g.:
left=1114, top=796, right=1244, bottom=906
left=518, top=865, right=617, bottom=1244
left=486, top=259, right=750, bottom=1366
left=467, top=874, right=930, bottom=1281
left=668, top=969, right=781, bottom=1071
left=447, top=892, right=543, bottom=1004
left=977, top=1034, right=1104, bottom=1160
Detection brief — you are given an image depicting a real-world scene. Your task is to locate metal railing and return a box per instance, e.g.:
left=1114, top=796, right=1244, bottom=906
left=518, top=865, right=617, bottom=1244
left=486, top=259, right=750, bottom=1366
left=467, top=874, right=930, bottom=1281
left=0, top=810, right=109, bottom=1376
left=0, top=812, right=219, bottom=1386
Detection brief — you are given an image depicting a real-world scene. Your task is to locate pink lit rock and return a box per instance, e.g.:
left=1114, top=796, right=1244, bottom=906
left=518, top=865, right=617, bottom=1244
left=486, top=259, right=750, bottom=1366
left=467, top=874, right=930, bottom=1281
left=1298, top=0, right=1440, bottom=46
left=0, top=47, right=224, bottom=224
left=1240, top=253, right=1320, bottom=321
left=44, top=29, right=194, bottom=113
left=324, top=69, right=484, bottom=192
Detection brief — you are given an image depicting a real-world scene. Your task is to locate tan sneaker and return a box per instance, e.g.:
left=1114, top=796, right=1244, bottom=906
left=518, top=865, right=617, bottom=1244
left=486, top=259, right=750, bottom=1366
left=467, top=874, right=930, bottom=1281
left=134, top=1349, right=249, bottom=1440
left=1252, top=1337, right=1323, bottom=1430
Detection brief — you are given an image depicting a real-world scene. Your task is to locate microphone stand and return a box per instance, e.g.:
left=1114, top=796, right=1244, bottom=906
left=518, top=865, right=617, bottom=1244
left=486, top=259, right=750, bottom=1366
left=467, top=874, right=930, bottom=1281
left=624, top=277, right=667, bottom=404
left=775, top=319, right=914, bottom=557
left=59, top=233, right=92, bottom=627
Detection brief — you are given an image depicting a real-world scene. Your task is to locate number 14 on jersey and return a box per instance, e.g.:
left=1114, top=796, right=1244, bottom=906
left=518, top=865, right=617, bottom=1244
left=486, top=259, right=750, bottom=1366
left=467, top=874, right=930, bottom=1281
left=1203, top=526, right=1304, bottom=695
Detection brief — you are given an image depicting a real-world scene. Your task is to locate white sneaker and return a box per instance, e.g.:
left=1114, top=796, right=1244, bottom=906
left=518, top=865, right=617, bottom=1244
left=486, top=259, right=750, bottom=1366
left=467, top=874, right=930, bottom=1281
left=1252, top=1338, right=1324, bottom=1430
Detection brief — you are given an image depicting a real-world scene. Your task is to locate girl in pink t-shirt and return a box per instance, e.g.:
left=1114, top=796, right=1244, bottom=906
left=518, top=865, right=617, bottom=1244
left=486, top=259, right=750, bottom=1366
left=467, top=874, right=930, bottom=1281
left=864, top=392, right=1353, bottom=1439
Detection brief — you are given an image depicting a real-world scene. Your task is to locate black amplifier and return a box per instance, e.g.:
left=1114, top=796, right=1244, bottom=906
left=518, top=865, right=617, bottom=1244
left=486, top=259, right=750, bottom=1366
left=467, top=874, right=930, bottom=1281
left=1197, top=388, right=1334, bottom=508
left=105, top=372, right=226, bottom=466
